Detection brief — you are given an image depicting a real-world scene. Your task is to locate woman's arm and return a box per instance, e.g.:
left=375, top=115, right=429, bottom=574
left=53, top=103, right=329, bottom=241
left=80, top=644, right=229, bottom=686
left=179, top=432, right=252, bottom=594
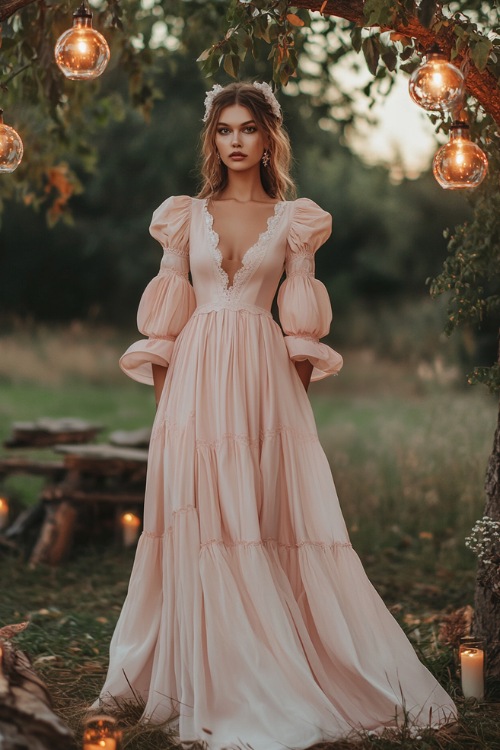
left=294, top=360, right=313, bottom=392
left=152, top=363, right=168, bottom=407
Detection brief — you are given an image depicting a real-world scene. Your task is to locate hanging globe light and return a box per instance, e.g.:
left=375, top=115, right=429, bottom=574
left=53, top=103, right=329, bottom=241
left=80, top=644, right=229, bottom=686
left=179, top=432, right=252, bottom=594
left=409, top=43, right=465, bottom=113
left=55, top=1, right=110, bottom=81
left=0, top=109, right=23, bottom=173
left=433, top=120, right=488, bottom=189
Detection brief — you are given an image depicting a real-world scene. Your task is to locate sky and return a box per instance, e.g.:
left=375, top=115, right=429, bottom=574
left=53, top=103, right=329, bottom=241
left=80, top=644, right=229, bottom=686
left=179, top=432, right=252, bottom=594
left=346, top=74, right=444, bottom=180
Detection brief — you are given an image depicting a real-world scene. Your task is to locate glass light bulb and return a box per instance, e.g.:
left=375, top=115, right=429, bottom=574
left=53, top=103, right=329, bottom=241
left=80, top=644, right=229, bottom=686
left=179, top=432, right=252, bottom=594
left=433, top=124, right=488, bottom=189
left=55, top=10, right=110, bottom=81
left=0, top=111, right=23, bottom=173
left=409, top=51, right=465, bottom=113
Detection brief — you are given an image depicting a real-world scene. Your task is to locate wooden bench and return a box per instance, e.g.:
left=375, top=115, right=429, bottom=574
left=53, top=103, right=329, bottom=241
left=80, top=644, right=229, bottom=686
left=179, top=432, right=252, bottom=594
left=0, top=420, right=150, bottom=565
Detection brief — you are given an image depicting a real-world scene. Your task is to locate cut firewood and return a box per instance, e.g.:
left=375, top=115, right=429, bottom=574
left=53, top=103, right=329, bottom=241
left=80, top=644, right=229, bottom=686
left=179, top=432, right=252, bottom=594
left=29, top=501, right=78, bottom=566
left=4, top=418, right=102, bottom=448
left=109, top=427, right=151, bottom=448
left=0, top=635, right=76, bottom=750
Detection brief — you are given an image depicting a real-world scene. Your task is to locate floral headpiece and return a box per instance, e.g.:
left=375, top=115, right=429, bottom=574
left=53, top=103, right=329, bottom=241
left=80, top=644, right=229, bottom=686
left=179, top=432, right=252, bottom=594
left=202, top=81, right=282, bottom=123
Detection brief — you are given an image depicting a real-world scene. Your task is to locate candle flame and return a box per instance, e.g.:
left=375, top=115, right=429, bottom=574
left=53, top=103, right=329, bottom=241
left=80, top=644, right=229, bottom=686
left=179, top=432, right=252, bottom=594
left=0, top=497, right=7, bottom=510
left=122, top=512, right=140, bottom=526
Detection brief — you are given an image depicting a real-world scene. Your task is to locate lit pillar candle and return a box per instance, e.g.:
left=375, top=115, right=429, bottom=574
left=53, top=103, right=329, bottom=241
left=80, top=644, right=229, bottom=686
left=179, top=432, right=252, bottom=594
left=460, top=647, right=485, bottom=699
left=121, top=512, right=141, bottom=547
left=0, top=497, right=9, bottom=529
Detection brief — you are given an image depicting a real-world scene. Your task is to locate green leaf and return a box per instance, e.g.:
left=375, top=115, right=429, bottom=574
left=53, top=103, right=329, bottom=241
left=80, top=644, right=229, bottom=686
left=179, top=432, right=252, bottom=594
left=223, top=53, right=239, bottom=79
left=381, top=49, right=397, bottom=71
left=471, top=38, right=493, bottom=71
left=418, top=0, right=437, bottom=29
left=400, top=59, right=419, bottom=74
left=196, top=48, right=211, bottom=62
left=363, top=0, right=394, bottom=26
left=236, top=36, right=248, bottom=62
left=362, top=37, right=379, bottom=76
left=350, top=26, right=362, bottom=54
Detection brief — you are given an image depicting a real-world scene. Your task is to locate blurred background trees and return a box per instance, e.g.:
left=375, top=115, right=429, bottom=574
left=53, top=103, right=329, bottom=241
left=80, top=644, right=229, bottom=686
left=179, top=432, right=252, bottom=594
left=0, top=0, right=497, bottom=376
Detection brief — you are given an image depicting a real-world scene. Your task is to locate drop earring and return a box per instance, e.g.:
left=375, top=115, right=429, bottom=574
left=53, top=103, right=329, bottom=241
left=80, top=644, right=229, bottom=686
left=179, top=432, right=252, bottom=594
left=216, top=152, right=221, bottom=164
left=261, top=149, right=270, bottom=167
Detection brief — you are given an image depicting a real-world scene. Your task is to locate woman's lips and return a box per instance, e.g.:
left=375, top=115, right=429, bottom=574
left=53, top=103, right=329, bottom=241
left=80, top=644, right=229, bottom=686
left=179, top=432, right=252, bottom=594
left=229, top=153, right=246, bottom=160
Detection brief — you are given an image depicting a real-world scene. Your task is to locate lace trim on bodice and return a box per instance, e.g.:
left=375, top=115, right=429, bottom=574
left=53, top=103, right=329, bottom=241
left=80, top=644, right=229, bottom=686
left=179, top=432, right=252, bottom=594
left=203, top=199, right=287, bottom=303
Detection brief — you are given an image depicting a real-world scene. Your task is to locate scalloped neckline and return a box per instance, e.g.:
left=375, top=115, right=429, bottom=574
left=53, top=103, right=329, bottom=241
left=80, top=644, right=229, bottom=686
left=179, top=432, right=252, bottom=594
left=203, top=199, right=286, bottom=295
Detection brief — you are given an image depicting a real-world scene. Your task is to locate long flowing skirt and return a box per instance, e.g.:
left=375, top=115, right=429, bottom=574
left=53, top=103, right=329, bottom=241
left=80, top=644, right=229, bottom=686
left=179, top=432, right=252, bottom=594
left=94, top=305, right=457, bottom=750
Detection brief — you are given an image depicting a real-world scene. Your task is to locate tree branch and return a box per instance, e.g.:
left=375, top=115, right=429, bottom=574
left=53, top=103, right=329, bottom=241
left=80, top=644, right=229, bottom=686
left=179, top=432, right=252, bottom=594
left=0, top=0, right=38, bottom=22
left=295, top=0, right=500, bottom=125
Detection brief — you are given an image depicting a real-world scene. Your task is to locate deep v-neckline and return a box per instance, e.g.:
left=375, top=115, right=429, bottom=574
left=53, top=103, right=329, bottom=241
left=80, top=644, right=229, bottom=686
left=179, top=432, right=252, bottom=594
left=203, top=199, right=286, bottom=297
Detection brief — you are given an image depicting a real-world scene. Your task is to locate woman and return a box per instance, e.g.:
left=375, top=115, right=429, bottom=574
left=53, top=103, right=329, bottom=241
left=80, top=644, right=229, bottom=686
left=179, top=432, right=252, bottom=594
left=94, top=81, right=457, bottom=749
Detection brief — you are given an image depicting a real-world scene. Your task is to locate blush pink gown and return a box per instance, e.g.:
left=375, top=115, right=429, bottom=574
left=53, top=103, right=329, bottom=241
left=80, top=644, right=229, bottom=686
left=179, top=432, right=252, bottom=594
left=94, top=195, right=457, bottom=749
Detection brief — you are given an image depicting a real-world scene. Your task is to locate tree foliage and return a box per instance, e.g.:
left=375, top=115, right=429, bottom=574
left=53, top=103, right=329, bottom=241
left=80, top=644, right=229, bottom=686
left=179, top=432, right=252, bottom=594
left=0, top=0, right=499, bottom=386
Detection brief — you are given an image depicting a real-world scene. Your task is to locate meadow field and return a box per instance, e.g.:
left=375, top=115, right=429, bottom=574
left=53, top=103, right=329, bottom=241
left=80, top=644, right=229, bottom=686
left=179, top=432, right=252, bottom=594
left=0, top=327, right=498, bottom=749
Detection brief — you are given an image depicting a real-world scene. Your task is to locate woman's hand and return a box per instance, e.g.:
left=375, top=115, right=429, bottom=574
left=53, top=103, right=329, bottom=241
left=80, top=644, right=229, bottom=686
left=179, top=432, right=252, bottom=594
left=294, top=360, right=313, bottom=392
left=152, top=363, right=168, bottom=408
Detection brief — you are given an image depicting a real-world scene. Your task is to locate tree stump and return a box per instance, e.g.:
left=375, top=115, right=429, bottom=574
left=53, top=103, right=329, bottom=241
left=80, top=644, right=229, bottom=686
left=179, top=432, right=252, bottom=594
left=474, top=396, right=500, bottom=677
left=0, top=630, right=76, bottom=750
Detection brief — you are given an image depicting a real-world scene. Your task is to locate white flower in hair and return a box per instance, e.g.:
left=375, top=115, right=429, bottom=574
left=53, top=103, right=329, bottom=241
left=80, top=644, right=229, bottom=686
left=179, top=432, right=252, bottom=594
left=202, top=81, right=282, bottom=123
left=202, top=84, right=224, bottom=122
left=252, top=81, right=282, bottom=119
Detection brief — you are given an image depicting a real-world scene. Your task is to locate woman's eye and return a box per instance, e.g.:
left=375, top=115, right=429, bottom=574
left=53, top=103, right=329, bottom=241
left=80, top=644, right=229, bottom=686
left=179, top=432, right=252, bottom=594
left=244, top=127, right=257, bottom=133
left=217, top=128, right=230, bottom=135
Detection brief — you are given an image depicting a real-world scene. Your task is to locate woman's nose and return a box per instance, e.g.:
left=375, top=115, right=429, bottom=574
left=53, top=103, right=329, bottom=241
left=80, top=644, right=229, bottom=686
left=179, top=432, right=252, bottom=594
left=231, top=132, right=241, bottom=146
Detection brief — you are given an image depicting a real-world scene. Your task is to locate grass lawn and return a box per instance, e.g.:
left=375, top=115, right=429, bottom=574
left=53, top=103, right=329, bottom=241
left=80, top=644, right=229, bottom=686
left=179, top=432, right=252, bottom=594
left=0, top=336, right=498, bottom=749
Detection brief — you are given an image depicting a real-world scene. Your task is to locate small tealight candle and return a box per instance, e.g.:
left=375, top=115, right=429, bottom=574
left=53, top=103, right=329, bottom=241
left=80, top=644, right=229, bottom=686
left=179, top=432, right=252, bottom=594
left=121, top=512, right=141, bottom=547
left=0, top=497, right=9, bottom=530
left=83, top=740, right=116, bottom=750
left=83, top=715, right=121, bottom=750
left=460, top=644, right=485, bottom=700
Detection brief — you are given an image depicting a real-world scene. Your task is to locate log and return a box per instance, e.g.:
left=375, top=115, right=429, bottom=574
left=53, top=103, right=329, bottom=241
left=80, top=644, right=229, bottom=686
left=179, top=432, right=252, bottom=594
left=54, top=444, right=148, bottom=480
left=109, top=427, right=151, bottom=448
left=29, top=501, right=78, bottom=567
left=41, top=487, right=145, bottom=505
left=4, top=418, right=102, bottom=448
left=54, top=443, right=149, bottom=462
left=0, top=457, right=65, bottom=478
left=3, top=500, right=46, bottom=539
left=0, top=634, right=76, bottom=750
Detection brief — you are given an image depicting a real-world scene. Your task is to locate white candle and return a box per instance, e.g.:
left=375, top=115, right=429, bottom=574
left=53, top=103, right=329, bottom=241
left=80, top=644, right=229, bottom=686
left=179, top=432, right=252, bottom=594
left=0, top=497, right=9, bottom=530
left=460, top=647, right=484, bottom=699
left=83, top=740, right=116, bottom=750
left=121, top=512, right=140, bottom=547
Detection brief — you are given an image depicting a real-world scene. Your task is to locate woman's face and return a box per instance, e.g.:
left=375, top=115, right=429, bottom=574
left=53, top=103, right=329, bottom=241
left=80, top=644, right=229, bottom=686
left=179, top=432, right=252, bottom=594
left=214, top=104, right=267, bottom=172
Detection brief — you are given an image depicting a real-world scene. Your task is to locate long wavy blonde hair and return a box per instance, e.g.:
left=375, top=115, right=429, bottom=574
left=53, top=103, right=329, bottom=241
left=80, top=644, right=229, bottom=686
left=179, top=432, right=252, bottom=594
left=197, top=82, right=296, bottom=201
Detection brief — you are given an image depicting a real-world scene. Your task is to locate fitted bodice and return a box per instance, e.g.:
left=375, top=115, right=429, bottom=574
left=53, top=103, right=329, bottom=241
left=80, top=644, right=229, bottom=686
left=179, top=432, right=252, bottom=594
left=120, top=194, right=344, bottom=385
left=189, top=198, right=290, bottom=312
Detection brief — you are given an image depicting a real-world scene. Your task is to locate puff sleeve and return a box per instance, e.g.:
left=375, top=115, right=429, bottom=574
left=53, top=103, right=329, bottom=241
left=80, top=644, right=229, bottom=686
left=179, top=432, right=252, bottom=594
left=277, top=198, right=343, bottom=382
left=120, top=195, right=196, bottom=385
